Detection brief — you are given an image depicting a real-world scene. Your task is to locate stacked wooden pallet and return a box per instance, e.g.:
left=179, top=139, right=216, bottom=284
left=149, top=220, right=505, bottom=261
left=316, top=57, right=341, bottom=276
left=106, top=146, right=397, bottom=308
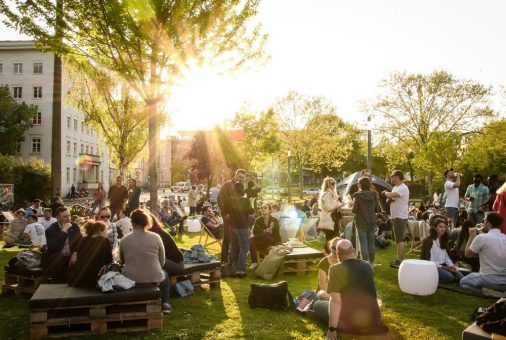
left=2, top=265, right=48, bottom=297
left=170, top=261, right=222, bottom=290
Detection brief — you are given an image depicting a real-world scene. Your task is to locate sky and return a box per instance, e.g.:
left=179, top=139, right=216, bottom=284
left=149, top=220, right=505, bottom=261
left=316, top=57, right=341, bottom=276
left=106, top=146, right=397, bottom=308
left=2, top=0, right=506, bottom=130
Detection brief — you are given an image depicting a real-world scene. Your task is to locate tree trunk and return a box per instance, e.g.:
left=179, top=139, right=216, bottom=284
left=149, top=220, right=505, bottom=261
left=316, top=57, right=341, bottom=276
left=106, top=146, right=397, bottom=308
left=148, top=55, right=159, bottom=211
left=427, top=171, right=434, bottom=198
left=51, top=0, right=63, bottom=199
left=299, top=167, right=304, bottom=199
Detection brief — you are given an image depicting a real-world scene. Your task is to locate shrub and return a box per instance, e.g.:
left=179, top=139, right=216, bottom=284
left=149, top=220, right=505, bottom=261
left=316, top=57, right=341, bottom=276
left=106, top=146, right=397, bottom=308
left=0, top=155, right=51, bottom=206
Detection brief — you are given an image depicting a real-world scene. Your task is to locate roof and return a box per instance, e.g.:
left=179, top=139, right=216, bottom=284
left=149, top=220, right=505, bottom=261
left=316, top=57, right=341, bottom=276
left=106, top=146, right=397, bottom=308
left=0, top=40, right=37, bottom=51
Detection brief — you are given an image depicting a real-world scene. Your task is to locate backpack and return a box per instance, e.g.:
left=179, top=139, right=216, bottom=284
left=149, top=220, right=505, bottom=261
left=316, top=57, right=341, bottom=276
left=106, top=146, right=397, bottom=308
left=254, top=246, right=290, bottom=280
left=14, top=251, right=42, bottom=269
left=248, top=281, right=294, bottom=310
left=476, top=299, right=506, bottom=336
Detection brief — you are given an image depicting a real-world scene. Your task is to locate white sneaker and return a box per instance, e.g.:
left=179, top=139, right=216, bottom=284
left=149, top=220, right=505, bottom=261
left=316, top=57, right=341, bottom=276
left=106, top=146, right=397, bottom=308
left=482, top=287, right=506, bottom=298
left=249, top=263, right=258, bottom=270
left=162, top=303, right=173, bottom=314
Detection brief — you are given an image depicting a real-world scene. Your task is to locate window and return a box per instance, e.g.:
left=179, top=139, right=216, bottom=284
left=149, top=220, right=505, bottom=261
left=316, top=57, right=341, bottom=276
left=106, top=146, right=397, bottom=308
left=13, top=63, right=22, bottom=74
left=73, top=142, right=77, bottom=156
left=72, top=168, right=76, bottom=183
left=33, top=63, right=43, bottom=74
left=66, top=167, right=70, bottom=183
left=32, top=112, right=42, bottom=125
left=100, top=170, right=103, bottom=182
left=81, top=122, right=84, bottom=133
left=73, top=119, right=77, bottom=131
left=90, top=146, right=94, bottom=155
left=33, top=86, right=42, bottom=98
left=16, top=139, right=21, bottom=153
left=31, top=138, right=41, bottom=153
left=67, top=116, right=71, bottom=128
left=80, top=144, right=84, bottom=154
left=0, top=63, right=3, bottom=73
left=85, top=145, right=89, bottom=154
left=66, top=141, right=71, bottom=155
left=13, top=86, right=22, bottom=99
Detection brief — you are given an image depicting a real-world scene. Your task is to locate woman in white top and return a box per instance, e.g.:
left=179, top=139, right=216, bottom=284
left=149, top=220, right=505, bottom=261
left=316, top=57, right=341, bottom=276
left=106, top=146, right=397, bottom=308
left=318, top=177, right=343, bottom=243
left=421, top=217, right=464, bottom=283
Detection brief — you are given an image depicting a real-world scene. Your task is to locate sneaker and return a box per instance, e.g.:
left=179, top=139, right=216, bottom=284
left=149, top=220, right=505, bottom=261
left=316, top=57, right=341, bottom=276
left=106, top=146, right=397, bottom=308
left=390, top=260, right=402, bottom=268
left=482, top=287, right=506, bottom=298
left=162, top=303, right=173, bottom=314
left=249, top=263, right=258, bottom=270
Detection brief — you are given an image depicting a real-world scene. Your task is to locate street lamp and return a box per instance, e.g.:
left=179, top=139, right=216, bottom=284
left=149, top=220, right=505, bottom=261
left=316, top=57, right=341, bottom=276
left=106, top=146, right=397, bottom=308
left=287, top=150, right=292, bottom=203
left=366, top=115, right=372, bottom=171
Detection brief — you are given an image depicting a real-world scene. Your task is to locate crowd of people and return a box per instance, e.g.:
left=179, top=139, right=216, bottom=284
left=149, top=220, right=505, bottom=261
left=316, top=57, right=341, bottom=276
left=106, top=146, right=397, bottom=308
left=2, top=167, right=506, bottom=338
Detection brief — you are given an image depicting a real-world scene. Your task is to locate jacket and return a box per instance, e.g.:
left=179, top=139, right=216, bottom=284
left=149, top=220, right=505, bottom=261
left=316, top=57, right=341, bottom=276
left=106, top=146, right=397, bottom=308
left=229, top=197, right=254, bottom=229
left=352, top=191, right=379, bottom=229
left=492, top=192, right=506, bottom=234
left=319, top=191, right=342, bottom=231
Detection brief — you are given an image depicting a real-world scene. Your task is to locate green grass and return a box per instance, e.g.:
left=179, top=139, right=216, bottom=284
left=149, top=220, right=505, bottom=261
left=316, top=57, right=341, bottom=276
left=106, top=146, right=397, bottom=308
left=0, top=234, right=490, bottom=340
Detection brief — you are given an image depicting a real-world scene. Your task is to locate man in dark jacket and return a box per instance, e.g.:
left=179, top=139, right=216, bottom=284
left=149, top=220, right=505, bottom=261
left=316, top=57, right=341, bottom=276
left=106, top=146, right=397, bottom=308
left=352, top=177, right=379, bottom=264
left=42, top=206, right=82, bottom=280
left=217, top=169, right=246, bottom=264
left=108, top=176, right=128, bottom=220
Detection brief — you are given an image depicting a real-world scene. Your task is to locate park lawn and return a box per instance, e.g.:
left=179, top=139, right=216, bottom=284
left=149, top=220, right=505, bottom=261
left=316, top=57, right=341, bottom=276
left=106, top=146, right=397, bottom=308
left=0, top=234, right=489, bottom=340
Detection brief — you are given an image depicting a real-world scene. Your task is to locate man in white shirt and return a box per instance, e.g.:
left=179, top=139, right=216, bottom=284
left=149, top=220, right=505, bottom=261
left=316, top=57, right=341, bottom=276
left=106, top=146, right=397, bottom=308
left=115, top=210, right=133, bottom=237
left=23, top=211, right=46, bottom=247
left=444, top=169, right=461, bottom=227
left=29, top=199, right=44, bottom=217
left=461, top=212, right=506, bottom=297
left=39, top=208, right=57, bottom=230
left=381, top=170, right=409, bottom=267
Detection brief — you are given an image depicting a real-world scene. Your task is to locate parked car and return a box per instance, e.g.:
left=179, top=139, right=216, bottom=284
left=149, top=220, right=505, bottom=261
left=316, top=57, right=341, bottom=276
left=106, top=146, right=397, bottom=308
left=171, top=181, right=190, bottom=192
left=303, top=188, right=320, bottom=195
left=261, top=186, right=284, bottom=195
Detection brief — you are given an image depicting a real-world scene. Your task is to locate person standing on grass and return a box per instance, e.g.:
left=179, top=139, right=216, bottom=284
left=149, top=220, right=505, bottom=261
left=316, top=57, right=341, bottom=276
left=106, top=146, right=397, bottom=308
left=229, top=182, right=254, bottom=277
left=324, top=239, right=388, bottom=339
left=127, top=178, right=141, bottom=214
left=319, top=177, right=343, bottom=243
left=353, top=176, right=379, bottom=265
left=217, top=169, right=247, bottom=265
left=381, top=170, right=409, bottom=268
left=444, top=168, right=461, bottom=227
left=108, top=176, right=128, bottom=221
left=464, top=174, right=489, bottom=226
left=188, top=185, right=198, bottom=216
left=460, top=212, right=506, bottom=297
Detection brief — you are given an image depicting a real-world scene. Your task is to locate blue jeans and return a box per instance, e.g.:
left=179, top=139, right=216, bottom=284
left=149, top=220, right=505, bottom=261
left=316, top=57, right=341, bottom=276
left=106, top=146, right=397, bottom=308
left=460, top=272, right=506, bottom=296
left=438, top=267, right=464, bottom=284
left=230, top=227, right=250, bottom=273
left=159, top=270, right=170, bottom=304
left=357, top=226, right=376, bottom=263
left=446, top=207, right=458, bottom=226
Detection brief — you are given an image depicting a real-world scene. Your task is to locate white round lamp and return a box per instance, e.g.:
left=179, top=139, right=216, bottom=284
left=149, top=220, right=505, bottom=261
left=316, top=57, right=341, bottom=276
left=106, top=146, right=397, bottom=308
left=187, top=219, right=201, bottom=233
left=398, top=259, right=438, bottom=296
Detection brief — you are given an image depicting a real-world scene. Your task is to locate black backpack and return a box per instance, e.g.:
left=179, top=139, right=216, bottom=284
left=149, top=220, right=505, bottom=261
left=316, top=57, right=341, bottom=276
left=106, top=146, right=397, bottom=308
left=248, top=281, right=293, bottom=310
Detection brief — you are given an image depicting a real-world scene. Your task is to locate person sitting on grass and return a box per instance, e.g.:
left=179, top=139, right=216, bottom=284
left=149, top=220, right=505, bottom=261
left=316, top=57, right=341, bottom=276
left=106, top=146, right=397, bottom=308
left=320, top=239, right=388, bottom=339
left=420, top=217, right=463, bottom=283
left=115, top=210, right=133, bottom=237
left=39, top=208, right=57, bottom=230
left=119, top=209, right=172, bottom=313
left=148, top=213, right=184, bottom=276
left=249, top=204, right=281, bottom=270
left=22, top=211, right=46, bottom=247
left=201, top=206, right=224, bottom=239
left=316, top=237, right=341, bottom=301
left=69, top=220, right=112, bottom=288
left=42, top=206, right=82, bottom=280
left=460, top=212, right=506, bottom=297
left=2, top=208, right=29, bottom=248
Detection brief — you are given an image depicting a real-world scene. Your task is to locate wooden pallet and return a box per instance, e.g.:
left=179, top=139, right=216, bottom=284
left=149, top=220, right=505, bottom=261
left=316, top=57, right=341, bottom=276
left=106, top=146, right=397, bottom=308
left=170, top=267, right=221, bottom=290
left=30, top=299, right=162, bottom=339
left=2, top=271, right=48, bottom=297
left=276, top=257, right=321, bottom=277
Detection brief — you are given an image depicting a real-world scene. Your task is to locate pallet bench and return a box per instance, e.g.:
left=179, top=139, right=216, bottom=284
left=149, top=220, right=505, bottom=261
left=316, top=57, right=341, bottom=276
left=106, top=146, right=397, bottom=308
left=29, top=284, right=162, bottom=339
left=170, top=261, right=222, bottom=290
left=276, top=246, right=324, bottom=277
left=2, top=265, right=49, bottom=297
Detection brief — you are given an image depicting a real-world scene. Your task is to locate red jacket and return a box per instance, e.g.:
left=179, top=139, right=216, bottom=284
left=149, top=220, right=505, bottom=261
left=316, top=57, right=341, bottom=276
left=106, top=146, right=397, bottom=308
left=492, top=191, right=506, bottom=234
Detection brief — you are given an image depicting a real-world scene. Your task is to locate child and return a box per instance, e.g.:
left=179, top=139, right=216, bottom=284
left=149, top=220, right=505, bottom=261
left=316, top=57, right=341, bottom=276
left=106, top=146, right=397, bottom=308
left=23, top=212, right=46, bottom=247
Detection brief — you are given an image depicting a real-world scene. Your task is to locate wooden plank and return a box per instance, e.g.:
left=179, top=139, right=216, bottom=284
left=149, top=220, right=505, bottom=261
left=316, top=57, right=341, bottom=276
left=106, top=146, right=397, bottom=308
left=91, top=319, right=107, bottom=334
left=30, top=311, right=47, bottom=323
left=30, top=324, right=48, bottom=340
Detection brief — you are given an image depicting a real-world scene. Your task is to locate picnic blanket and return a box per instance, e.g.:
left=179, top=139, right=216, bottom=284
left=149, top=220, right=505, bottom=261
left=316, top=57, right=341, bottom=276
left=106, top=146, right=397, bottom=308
left=438, top=282, right=497, bottom=299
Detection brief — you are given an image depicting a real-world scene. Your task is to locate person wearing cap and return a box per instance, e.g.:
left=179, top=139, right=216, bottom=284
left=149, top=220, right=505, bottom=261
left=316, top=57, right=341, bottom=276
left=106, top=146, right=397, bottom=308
left=22, top=211, right=46, bottom=247
left=444, top=168, right=461, bottom=227
left=324, top=239, right=388, bottom=339
left=2, top=209, right=29, bottom=248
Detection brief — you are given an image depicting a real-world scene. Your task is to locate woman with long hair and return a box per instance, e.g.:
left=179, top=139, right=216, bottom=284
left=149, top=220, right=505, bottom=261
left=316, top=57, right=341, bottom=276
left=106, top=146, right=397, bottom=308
left=249, top=203, right=281, bottom=270
left=352, top=177, right=378, bottom=264
left=69, top=220, right=112, bottom=288
left=493, top=181, right=506, bottom=234
left=318, top=177, right=343, bottom=242
left=421, top=217, right=463, bottom=283
left=147, top=213, right=184, bottom=275
left=316, top=237, right=341, bottom=301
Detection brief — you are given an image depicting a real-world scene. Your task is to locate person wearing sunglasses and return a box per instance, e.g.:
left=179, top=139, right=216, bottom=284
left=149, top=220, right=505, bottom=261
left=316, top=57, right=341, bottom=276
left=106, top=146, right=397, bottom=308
left=249, top=204, right=281, bottom=270
left=96, top=207, right=120, bottom=248
left=319, top=177, right=343, bottom=243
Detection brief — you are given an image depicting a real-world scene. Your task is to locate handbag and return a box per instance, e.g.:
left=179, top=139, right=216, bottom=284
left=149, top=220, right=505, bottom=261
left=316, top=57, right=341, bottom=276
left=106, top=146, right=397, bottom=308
left=476, top=299, right=506, bottom=336
left=175, top=279, right=194, bottom=298
left=248, top=281, right=293, bottom=310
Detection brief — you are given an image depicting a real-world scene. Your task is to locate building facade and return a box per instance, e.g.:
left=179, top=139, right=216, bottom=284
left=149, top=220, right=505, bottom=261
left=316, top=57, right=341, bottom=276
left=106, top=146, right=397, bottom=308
left=0, top=40, right=111, bottom=196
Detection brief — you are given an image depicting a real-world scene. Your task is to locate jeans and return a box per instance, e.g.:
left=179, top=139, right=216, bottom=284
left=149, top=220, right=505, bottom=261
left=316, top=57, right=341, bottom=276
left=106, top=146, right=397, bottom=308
left=159, top=270, right=170, bottom=304
left=230, top=227, right=250, bottom=273
left=357, top=226, right=376, bottom=263
left=446, top=207, right=458, bottom=227
left=221, top=216, right=232, bottom=263
left=250, top=232, right=276, bottom=262
left=312, top=300, right=329, bottom=325
left=438, top=267, right=464, bottom=284
left=468, top=211, right=484, bottom=227
left=460, top=272, right=506, bottom=296
left=189, top=206, right=196, bottom=216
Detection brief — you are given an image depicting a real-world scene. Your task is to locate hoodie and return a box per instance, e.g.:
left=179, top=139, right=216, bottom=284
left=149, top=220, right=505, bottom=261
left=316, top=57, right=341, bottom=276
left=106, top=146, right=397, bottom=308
left=352, top=191, right=379, bottom=229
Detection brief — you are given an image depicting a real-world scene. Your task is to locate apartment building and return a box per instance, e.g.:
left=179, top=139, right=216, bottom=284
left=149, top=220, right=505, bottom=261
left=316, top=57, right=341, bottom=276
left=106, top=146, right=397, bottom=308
left=0, top=40, right=111, bottom=196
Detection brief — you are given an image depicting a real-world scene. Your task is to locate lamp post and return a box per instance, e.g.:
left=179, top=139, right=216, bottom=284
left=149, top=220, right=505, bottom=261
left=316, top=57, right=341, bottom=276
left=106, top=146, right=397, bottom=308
left=287, top=150, right=292, bottom=203
left=367, top=115, right=372, bottom=171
